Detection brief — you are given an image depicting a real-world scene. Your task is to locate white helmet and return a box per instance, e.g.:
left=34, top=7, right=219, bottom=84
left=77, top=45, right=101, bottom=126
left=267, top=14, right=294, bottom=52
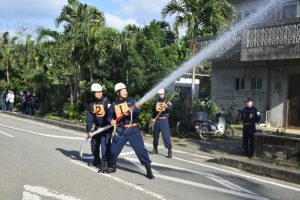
left=158, top=88, right=165, bottom=95
left=91, top=83, right=102, bottom=92
left=114, top=83, right=126, bottom=93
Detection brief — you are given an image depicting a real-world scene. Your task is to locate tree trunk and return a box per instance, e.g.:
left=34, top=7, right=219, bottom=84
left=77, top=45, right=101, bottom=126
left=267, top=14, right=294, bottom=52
left=74, top=61, right=81, bottom=109
left=69, top=77, right=74, bottom=105
left=90, top=70, right=93, bottom=82
left=191, top=39, right=197, bottom=108
left=6, top=66, right=9, bottom=85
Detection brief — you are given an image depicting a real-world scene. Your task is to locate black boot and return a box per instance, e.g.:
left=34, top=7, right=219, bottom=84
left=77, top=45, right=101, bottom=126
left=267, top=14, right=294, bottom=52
left=151, top=146, right=158, bottom=154
left=145, top=164, right=154, bottom=179
left=105, top=164, right=116, bottom=174
left=98, top=160, right=108, bottom=173
left=167, top=148, right=172, bottom=158
left=90, top=158, right=101, bottom=166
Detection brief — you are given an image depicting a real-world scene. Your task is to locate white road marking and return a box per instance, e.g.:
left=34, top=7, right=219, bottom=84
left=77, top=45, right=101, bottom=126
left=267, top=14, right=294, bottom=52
left=120, top=151, right=135, bottom=156
left=0, top=114, right=85, bottom=136
left=0, top=130, right=14, bottom=137
left=155, top=174, right=269, bottom=200
left=172, top=156, right=300, bottom=192
left=22, top=191, right=41, bottom=200
left=122, top=156, right=159, bottom=174
left=23, top=185, right=80, bottom=200
left=0, top=123, right=84, bottom=140
left=70, top=160, right=166, bottom=200
left=208, top=176, right=256, bottom=195
left=144, top=142, right=213, bottom=159
left=172, top=149, right=213, bottom=159
left=124, top=157, right=254, bottom=194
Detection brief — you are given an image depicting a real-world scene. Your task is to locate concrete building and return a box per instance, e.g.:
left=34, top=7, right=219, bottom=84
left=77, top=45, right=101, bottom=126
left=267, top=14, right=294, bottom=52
left=166, top=76, right=201, bottom=99
left=197, top=0, right=300, bottom=128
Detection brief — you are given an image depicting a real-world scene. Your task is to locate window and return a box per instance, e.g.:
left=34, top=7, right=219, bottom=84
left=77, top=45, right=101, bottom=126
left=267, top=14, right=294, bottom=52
left=282, top=0, right=298, bottom=20
left=257, top=79, right=262, bottom=90
left=245, top=10, right=256, bottom=19
left=251, top=78, right=262, bottom=90
left=236, top=13, right=242, bottom=23
left=235, top=78, right=245, bottom=90
left=175, top=86, right=191, bottom=100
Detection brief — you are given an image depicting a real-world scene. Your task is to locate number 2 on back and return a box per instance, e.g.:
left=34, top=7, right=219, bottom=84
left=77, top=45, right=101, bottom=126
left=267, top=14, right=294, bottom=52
left=93, top=104, right=105, bottom=117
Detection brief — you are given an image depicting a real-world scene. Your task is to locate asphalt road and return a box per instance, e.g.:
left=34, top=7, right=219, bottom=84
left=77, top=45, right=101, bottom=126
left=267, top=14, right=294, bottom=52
left=0, top=113, right=300, bottom=200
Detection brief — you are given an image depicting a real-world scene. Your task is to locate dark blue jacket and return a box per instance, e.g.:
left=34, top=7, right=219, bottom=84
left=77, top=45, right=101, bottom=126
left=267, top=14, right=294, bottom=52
left=1, top=92, right=6, bottom=100
left=241, top=106, right=260, bottom=133
left=20, top=94, right=26, bottom=104
left=107, top=97, right=140, bottom=126
left=86, top=97, right=111, bottom=133
left=30, top=95, right=39, bottom=106
left=25, top=95, right=32, bottom=105
left=151, top=98, right=172, bottom=118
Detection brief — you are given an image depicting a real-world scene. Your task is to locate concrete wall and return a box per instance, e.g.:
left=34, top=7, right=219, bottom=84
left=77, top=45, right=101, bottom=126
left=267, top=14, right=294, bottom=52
left=255, top=133, right=300, bottom=166
left=232, top=0, right=300, bottom=22
left=211, top=64, right=268, bottom=122
left=211, top=64, right=300, bottom=128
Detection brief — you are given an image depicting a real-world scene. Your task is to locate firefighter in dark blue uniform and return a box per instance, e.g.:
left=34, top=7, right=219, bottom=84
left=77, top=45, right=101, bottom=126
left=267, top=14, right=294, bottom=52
left=241, top=98, right=261, bottom=157
left=151, top=88, right=173, bottom=158
left=30, top=92, right=39, bottom=116
left=86, top=83, right=112, bottom=172
left=25, top=91, right=32, bottom=115
left=105, top=83, right=154, bottom=179
left=20, top=91, right=26, bottom=114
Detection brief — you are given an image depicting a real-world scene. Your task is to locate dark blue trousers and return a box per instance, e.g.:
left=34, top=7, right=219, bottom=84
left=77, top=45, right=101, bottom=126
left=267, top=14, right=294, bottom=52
left=109, top=126, right=151, bottom=166
left=91, top=130, right=112, bottom=161
left=153, top=118, right=172, bottom=149
left=243, top=130, right=255, bottom=156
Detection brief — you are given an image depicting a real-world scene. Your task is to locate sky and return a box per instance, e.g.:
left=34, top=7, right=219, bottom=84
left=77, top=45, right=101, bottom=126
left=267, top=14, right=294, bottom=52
left=0, top=0, right=173, bottom=36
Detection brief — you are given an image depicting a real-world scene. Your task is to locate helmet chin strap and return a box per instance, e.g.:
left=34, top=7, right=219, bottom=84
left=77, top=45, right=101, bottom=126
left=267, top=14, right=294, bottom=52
left=117, top=92, right=127, bottom=100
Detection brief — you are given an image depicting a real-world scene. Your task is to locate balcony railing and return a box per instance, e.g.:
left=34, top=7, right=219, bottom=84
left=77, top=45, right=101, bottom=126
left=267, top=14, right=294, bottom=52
left=196, top=18, right=300, bottom=61
left=196, top=35, right=241, bottom=59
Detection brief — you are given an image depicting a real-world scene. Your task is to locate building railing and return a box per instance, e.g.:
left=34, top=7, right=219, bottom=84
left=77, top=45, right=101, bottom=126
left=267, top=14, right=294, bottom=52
left=196, top=35, right=241, bottom=59
left=196, top=19, right=300, bottom=61
left=247, top=22, right=300, bottom=48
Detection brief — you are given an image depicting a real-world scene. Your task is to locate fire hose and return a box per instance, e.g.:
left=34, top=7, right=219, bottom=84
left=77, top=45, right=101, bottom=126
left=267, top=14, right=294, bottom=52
left=79, top=104, right=138, bottom=159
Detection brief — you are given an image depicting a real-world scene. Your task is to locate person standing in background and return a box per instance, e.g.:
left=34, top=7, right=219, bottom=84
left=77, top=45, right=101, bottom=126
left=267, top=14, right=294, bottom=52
left=1, top=90, right=7, bottom=112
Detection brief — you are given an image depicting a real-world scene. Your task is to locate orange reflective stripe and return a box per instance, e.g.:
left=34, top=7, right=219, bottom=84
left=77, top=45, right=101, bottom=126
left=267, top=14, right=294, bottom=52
left=122, top=123, right=138, bottom=128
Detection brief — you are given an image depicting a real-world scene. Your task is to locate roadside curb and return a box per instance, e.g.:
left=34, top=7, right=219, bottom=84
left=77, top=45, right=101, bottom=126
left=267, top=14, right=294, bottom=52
left=212, top=157, right=300, bottom=185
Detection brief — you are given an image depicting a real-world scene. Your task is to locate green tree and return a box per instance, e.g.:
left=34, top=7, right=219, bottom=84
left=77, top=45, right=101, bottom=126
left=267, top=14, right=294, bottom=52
left=162, top=0, right=234, bottom=100
left=55, top=0, right=105, bottom=106
left=0, top=32, right=18, bottom=85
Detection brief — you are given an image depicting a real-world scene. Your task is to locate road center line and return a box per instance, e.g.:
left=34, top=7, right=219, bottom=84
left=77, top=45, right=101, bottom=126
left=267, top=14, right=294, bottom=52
left=172, top=156, right=300, bottom=192
left=70, top=160, right=166, bottom=200
left=0, top=130, right=14, bottom=138
left=0, top=123, right=84, bottom=140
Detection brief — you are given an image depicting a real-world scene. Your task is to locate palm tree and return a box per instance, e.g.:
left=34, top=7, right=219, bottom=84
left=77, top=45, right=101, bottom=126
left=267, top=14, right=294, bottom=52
left=55, top=0, right=105, bottom=31
left=162, top=0, right=234, bottom=100
left=0, top=32, right=18, bottom=84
